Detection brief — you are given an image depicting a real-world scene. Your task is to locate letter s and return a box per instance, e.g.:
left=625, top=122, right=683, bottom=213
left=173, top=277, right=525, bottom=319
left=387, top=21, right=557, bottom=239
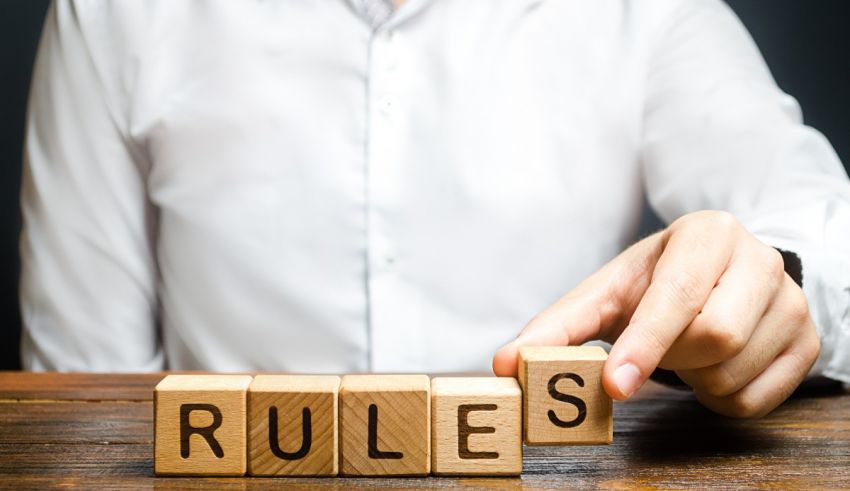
left=546, top=372, right=587, bottom=428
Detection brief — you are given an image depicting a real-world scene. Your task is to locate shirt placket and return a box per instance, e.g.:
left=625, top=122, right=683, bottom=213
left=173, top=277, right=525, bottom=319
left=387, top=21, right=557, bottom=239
left=364, top=23, right=425, bottom=371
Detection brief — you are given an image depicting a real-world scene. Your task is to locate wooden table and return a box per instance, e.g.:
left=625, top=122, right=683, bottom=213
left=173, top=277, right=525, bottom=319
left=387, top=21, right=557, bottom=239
left=0, top=373, right=847, bottom=489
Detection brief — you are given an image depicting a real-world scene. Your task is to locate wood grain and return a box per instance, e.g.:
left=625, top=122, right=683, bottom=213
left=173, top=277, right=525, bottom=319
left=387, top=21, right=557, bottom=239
left=248, top=375, right=339, bottom=476
left=519, top=346, right=613, bottom=445
left=339, top=375, right=431, bottom=476
left=0, top=372, right=164, bottom=401
left=431, top=377, right=522, bottom=476
left=0, top=401, right=152, bottom=444
left=0, top=373, right=848, bottom=489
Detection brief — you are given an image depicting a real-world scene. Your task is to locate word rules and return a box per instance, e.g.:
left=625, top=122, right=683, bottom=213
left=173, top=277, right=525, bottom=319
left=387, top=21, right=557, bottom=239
left=154, top=346, right=613, bottom=477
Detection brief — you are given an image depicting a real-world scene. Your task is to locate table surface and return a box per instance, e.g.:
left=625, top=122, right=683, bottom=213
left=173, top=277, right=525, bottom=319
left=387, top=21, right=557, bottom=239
left=0, top=373, right=847, bottom=490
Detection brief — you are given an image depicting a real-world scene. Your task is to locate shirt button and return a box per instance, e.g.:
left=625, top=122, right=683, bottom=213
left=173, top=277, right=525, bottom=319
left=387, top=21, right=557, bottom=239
left=373, top=252, right=397, bottom=273
left=379, top=95, right=398, bottom=116
left=373, top=237, right=397, bottom=272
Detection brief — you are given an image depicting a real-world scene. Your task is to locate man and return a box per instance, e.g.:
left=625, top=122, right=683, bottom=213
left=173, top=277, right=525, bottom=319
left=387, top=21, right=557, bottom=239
left=20, top=0, right=850, bottom=418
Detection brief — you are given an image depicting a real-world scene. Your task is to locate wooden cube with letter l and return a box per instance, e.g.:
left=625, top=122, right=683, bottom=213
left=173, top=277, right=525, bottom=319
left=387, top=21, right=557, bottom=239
left=247, top=375, right=340, bottom=476
left=518, top=346, right=613, bottom=445
left=154, top=374, right=253, bottom=476
left=339, top=374, right=431, bottom=476
left=431, top=377, right=522, bottom=476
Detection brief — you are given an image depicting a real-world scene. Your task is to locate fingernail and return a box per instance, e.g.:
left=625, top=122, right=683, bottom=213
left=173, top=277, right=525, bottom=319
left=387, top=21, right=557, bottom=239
left=613, top=363, right=642, bottom=398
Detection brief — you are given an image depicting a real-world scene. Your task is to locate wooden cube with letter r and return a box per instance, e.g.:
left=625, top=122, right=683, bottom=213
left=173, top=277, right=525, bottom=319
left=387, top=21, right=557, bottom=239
left=431, top=377, right=522, bottom=476
left=154, top=374, right=253, bottom=476
left=518, top=346, right=613, bottom=445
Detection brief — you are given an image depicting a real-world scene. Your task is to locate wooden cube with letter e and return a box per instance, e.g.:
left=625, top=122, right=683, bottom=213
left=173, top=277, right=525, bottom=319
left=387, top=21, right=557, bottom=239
left=247, top=375, right=340, bottom=476
left=154, top=374, right=253, bottom=476
left=431, top=377, right=522, bottom=476
left=339, top=374, right=431, bottom=476
left=518, top=346, right=613, bottom=445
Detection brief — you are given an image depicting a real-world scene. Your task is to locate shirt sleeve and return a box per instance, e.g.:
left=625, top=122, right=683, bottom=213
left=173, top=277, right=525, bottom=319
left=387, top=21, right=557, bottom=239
left=20, top=1, right=163, bottom=371
left=641, top=0, right=850, bottom=383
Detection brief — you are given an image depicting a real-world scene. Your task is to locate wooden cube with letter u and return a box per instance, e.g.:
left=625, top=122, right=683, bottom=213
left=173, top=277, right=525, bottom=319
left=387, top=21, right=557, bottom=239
left=518, top=346, right=613, bottom=445
left=247, top=375, right=340, bottom=476
left=339, top=374, right=431, bottom=476
left=431, top=377, right=522, bottom=476
left=154, top=374, right=253, bottom=476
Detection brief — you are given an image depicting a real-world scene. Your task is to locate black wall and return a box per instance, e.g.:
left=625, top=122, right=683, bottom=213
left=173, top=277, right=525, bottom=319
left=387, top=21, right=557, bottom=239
left=1, top=1, right=848, bottom=370
left=729, top=0, right=850, bottom=171
left=1, top=0, right=50, bottom=370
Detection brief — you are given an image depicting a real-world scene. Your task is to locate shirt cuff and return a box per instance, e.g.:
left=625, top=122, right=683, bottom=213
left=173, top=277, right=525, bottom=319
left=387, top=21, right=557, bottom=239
left=761, top=237, right=850, bottom=385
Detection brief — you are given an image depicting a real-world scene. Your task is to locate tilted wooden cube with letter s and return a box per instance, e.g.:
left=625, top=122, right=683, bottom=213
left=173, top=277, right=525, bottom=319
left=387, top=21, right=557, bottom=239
left=517, top=346, right=613, bottom=445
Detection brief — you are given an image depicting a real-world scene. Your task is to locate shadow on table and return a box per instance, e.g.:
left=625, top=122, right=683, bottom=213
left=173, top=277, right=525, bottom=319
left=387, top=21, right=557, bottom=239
left=624, top=379, right=847, bottom=464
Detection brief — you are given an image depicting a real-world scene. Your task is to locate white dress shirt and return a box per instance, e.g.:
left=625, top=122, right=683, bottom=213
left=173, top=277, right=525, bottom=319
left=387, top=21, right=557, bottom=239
left=21, top=0, right=850, bottom=382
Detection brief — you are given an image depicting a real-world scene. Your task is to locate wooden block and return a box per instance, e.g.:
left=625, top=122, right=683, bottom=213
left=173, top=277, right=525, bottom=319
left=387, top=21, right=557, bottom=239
left=431, top=377, right=522, bottom=476
left=518, top=346, right=613, bottom=445
left=339, top=374, right=430, bottom=476
left=247, top=375, right=340, bottom=476
left=154, top=374, right=253, bottom=476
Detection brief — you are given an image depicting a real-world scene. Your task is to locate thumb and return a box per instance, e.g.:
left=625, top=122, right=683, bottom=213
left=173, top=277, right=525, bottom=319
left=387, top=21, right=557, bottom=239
left=492, top=233, right=665, bottom=378
left=492, top=292, right=608, bottom=377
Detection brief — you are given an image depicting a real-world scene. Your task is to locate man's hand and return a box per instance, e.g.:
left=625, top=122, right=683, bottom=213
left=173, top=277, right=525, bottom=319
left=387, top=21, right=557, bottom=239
left=493, top=211, right=820, bottom=418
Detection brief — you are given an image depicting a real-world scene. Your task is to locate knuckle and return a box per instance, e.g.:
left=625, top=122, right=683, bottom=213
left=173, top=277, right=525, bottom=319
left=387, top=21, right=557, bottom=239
left=782, top=343, right=819, bottom=395
left=810, top=333, right=822, bottom=360
left=672, top=210, right=739, bottom=234
left=598, top=282, right=622, bottom=320
left=670, top=214, right=700, bottom=235
left=705, top=210, right=740, bottom=232
left=801, top=331, right=821, bottom=366
left=639, top=326, right=669, bottom=359
left=663, top=271, right=706, bottom=315
left=699, top=364, right=739, bottom=397
left=669, top=213, right=692, bottom=231
left=726, top=392, right=766, bottom=419
left=786, top=289, right=811, bottom=324
left=697, top=312, right=747, bottom=359
left=527, top=312, right=546, bottom=326
left=763, top=247, right=786, bottom=282
left=526, top=311, right=554, bottom=331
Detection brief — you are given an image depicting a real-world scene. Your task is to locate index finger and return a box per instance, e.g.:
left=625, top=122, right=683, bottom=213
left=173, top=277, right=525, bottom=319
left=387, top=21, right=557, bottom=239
left=603, top=222, right=734, bottom=400
left=492, top=233, right=666, bottom=377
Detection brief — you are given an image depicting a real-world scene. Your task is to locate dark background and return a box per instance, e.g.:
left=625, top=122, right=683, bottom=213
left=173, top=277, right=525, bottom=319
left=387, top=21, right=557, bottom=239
left=1, top=1, right=849, bottom=370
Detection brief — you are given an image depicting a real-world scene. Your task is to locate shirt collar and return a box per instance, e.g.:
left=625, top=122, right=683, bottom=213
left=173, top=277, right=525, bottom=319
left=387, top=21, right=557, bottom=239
left=346, top=0, right=432, bottom=31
